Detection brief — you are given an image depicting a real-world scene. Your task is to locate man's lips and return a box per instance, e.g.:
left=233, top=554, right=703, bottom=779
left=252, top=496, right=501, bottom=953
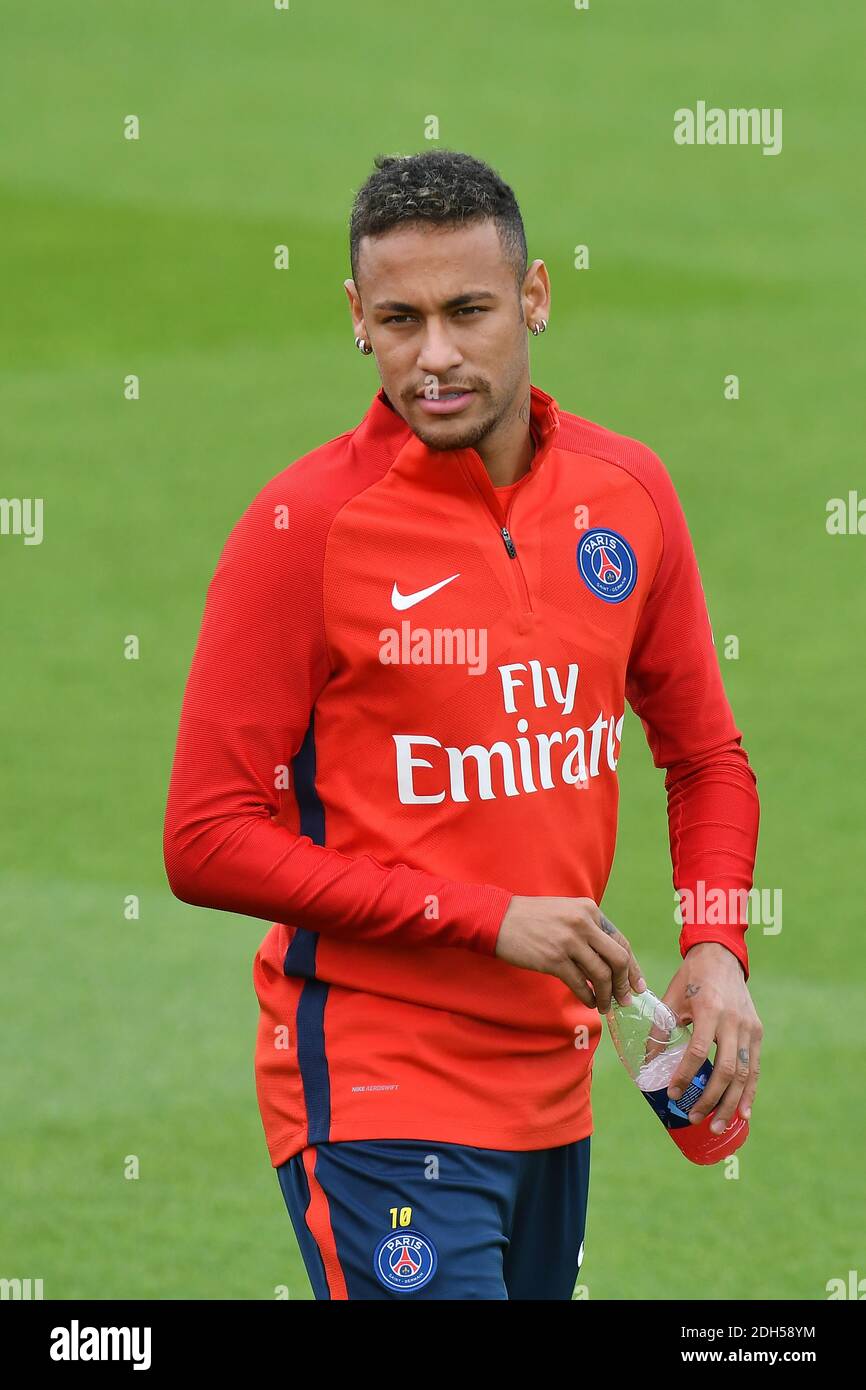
left=414, top=388, right=476, bottom=415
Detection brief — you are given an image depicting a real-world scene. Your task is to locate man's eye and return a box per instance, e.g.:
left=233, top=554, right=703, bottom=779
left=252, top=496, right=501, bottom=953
left=383, top=307, right=486, bottom=325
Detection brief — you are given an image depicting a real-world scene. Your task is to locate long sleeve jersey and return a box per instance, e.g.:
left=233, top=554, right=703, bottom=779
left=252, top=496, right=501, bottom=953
left=163, top=384, right=760, bottom=1166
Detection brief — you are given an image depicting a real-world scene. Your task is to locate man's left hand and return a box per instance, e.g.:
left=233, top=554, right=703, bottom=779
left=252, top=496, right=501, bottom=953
left=662, top=941, right=763, bottom=1134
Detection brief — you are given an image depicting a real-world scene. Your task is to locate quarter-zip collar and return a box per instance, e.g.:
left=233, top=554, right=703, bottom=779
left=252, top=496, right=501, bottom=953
left=358, top=383, right=561, bottom=509
left=452, top=384, right=560, bottom=519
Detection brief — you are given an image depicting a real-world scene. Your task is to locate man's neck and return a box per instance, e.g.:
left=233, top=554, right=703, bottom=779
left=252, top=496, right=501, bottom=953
left=475, top=388, right=536, bottom=487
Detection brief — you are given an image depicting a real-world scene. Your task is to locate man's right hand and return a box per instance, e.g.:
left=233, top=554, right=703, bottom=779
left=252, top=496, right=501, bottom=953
left=494, top=896, right=645, bottom=1013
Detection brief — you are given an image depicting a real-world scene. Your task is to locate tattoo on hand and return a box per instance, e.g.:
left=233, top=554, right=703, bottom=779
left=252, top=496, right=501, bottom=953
left=738, top=1047, right=750, bottom=1065
left=599, top=915, right=616, bottom=937
left=685, top=983, right=701, bottom=998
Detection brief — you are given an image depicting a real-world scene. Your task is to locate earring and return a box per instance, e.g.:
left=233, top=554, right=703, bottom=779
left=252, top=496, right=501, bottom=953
left=529, top=319, right=548, bottom=336
left=355, top=336, right=373, bottom=355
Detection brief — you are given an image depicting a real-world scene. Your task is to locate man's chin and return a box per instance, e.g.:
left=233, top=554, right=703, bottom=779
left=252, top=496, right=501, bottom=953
left=407, top=400, right=495, bottom=453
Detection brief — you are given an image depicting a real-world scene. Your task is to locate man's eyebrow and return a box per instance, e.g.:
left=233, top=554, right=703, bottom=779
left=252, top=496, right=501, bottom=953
left=371, top=290, right=498, bottom=311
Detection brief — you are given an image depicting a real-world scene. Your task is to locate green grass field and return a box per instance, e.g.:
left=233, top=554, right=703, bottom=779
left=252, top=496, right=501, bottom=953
left=2, top=0, right=864, bottom=1300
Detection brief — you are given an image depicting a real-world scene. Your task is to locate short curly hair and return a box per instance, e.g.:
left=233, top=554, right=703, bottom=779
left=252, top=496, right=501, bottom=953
left=349, top=149, right=528, bottom=292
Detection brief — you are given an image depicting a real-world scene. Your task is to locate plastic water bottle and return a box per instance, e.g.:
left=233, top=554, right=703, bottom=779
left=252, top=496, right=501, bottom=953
left=605, top=986, right=749, bottom=1164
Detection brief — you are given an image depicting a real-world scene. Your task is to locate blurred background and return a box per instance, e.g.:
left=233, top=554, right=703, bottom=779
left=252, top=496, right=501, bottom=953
left=1, top=0, right=863, bottom=1299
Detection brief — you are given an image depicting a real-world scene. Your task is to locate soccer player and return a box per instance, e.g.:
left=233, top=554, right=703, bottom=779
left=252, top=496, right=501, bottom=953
left=163, top=150, right=762, bottom=1300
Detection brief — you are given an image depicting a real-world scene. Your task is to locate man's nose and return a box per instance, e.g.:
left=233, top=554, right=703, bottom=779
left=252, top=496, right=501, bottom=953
left=416, top=319, right=463, bottom=377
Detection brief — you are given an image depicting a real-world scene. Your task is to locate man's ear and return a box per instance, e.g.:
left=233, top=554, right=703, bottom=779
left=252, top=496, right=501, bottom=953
left=522, top=259, right=551, bottom=325
left=344, top=278, right=365, bottom=334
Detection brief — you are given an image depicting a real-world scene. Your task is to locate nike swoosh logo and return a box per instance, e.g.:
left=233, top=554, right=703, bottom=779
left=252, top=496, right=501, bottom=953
left=391, top=573, right=461, bottom=611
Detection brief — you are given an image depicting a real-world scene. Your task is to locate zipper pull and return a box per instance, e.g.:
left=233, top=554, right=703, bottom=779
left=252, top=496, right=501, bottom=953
left=500, top=526, right=517, bottom=558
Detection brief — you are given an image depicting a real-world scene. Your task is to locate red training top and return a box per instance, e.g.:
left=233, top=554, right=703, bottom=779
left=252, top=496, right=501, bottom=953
left=163, top=384, right=760, bottom=1166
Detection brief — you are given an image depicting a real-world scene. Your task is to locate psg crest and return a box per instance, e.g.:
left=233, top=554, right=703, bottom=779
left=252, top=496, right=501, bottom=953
left=577, top=528, right=638, bottom=604
left=373, top=1229, right=438, bottom=1292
